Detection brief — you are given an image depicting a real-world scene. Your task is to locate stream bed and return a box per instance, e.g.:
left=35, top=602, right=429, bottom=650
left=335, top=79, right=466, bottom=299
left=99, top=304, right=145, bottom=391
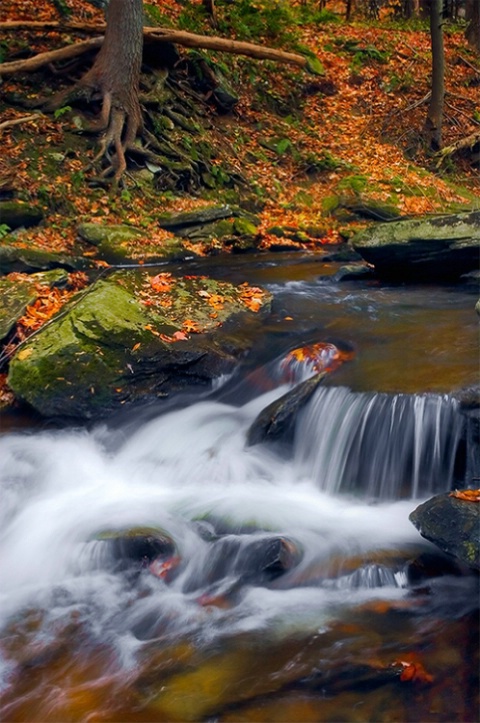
left=0, top=255, right=478, bottom=722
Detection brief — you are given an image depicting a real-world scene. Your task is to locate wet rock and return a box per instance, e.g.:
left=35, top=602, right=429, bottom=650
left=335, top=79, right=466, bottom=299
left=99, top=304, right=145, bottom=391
left=352, top=210, right=480, bottom=280
left=333, top=262, right=375, bottom=281
left=95, top=527, right=176, bottom=571
left=0, top=242, right=84, bottom=275
left=409, top=492, right=480, bottom=570
left=322, top=244, right=363, bottom=262
left=247, top=373, right=325, bottom=446
left=77, top=222, right=194, bottom=264
left=0, top=200, right=44, bottom=229
left=7, top=271, right=272, bottom=419
left=202, top=535, right=301, bottom=589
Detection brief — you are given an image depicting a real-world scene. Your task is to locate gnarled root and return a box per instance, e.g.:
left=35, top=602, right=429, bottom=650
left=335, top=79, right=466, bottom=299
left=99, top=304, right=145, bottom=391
left=80, top=89, right=142, bottom=184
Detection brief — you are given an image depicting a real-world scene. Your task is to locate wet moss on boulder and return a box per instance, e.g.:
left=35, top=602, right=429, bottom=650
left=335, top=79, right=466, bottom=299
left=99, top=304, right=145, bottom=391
left=8, top=271, right=272, bottom=419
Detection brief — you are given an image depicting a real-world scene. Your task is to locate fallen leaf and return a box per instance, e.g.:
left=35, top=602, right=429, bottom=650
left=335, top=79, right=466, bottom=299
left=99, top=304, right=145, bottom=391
left=449, top=489, right=480, bottom=502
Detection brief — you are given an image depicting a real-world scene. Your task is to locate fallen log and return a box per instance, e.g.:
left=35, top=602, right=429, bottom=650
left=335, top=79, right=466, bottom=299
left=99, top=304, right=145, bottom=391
left=436, top=130, right=480, bottom=165
left=0, top=37, right=102, bottom=76
left=0, top=23, right=321, bottom=76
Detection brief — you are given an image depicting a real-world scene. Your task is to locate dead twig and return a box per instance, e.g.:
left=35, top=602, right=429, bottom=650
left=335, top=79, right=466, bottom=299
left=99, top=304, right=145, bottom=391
left=0, top=113, right=43, bottom=132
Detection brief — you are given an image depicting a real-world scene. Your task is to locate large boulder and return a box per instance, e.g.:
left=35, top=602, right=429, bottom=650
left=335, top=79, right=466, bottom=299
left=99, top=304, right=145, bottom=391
left=8, top=270, right=271, bottom=419
left=409, top=492, right=480, bottom=570
left=352, top=211, right=480, bottom=280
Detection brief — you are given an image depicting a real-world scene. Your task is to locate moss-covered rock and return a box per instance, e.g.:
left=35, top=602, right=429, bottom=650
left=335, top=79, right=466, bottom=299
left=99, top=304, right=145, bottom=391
left=0, top=201, right=44, bottom=230
left=0, top=242, right=85, bottom=275
left=77, top=223, right=193, bottom=264
left=352, top=211, right=480, bottom=280
left=409, top=492, right=480, bottom=570
left=158, top=205, right=235, bottom=231
left=8, top=271, right=272, bottom=419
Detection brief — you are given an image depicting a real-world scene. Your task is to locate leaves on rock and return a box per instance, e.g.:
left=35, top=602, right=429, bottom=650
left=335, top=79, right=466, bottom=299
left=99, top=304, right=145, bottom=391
left=449, top=489, right=480, bottom=503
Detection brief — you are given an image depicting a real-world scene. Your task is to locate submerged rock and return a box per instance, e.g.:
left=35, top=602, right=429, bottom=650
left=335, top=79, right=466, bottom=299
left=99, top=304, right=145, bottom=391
left=7, top=270, right=271, bottom=419
left=409, top=492, right=480, bottom=570
left=333, top=262, right=375, bottom=281
left=352, top=210, right=480, bottom=280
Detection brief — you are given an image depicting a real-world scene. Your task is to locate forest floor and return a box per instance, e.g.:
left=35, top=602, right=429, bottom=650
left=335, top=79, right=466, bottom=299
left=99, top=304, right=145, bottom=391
left=0, top=0, right=479, bottom=405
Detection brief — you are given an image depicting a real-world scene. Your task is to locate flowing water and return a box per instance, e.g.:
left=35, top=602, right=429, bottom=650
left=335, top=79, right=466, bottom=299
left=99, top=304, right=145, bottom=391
left=0, top=256, right=478, bottom=722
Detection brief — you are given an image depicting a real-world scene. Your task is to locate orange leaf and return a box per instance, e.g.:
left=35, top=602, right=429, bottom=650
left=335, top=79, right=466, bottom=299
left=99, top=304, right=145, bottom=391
left=182, top=319, right=200, bottom=333
left=449, top=489, right=480, bottom=503
left=150, top=272, right=173, bottom=293
left=395, top=659, right=434, bottom=685
left=173, top=331, right=188, bottom=341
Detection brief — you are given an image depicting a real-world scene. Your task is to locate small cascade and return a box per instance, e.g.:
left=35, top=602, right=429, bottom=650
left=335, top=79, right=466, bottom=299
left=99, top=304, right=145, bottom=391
left=294, top=386, right=463, bottom=500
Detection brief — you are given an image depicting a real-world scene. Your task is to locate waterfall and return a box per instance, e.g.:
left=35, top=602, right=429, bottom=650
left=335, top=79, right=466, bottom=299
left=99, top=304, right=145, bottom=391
left=294, top=386, right=463, bottom=500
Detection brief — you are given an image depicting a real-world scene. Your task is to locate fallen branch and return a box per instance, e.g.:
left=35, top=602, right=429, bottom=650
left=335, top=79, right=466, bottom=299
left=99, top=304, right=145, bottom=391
left=0, top=23, right=316, bottom=76
left=436, top=130, right=480, bottom=164
left=0, top=37, right=102, bottom=76
left=0, top=113, right=43, bottom=132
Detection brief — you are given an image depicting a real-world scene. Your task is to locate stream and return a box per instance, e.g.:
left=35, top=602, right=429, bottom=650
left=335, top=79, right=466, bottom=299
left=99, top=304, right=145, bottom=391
left=0, top=254, right=478, bottom=722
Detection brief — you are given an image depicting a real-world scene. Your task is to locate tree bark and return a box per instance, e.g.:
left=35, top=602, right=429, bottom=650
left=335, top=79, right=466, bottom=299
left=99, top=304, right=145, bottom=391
left=465, top=0, right=480, bottom=53
left=425, top=0, right=445, bottom=151
left=73, top=0, right=144, bottom=180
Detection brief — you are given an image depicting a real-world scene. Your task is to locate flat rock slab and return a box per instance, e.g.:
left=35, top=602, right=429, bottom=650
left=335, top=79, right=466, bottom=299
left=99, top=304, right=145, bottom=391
left=77, top=223, right=194, bottom=264
left=8, top=270, right=271, bottom=419
left=352, top=210, right=480, bottom=280
left=409, top=492, right=480, bottom=569
left=0, top=242, right=86, bottom=275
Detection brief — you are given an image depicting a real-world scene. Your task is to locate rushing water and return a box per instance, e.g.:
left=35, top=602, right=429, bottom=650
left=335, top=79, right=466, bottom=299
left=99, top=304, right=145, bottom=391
left=0, top=258, right=478, bottom=722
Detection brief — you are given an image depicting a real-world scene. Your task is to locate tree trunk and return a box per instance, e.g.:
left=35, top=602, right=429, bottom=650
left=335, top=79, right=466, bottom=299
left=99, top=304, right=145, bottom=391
left=465, top=0, right=480, bottom=53
left=81, top=0, right=144, bottom=180
left=425, top=0, right=445, bottom=151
